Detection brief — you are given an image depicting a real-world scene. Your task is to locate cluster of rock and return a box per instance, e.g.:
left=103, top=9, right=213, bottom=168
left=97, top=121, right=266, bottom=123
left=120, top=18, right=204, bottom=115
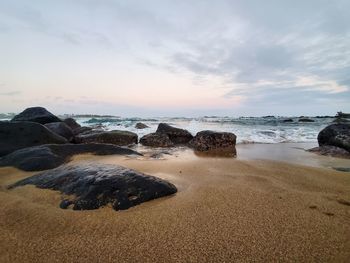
left=1, top=107, right=177, bottom=211
left=139, top=123, right=237, bottom=155
left=310, top=123, right=350, bottom=158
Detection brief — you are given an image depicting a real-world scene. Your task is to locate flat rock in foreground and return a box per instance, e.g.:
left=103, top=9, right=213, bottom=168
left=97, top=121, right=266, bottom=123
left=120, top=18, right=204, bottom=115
left=0, top=143, right=141, bottom=171
left=0, top=121, right=67, bottom=157
left=9, top=164, right=177, bottom=211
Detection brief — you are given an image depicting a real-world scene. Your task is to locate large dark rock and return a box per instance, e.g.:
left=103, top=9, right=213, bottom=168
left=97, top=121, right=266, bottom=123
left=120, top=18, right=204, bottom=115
left=156, top=123, right=193, bottom=144
left=0, top=121, right=67, bottom=157
left=190, top=130, right=237, bottom=155
left=140, top=133, right=174, bottom=147
left=318, top=123, right=350, bottom=152
left=45, top=122, right=74, bottom=142
left=63, top=118, right=81, bottom=130
left=135, top=122, right=149, bottom=129
left=77, top=130, right=138, bottom=146
left=9, top=164, right=177, bottom=211
left=0, top=143, right=141, bottom=171
left=11, top=107, right=61, bottom=124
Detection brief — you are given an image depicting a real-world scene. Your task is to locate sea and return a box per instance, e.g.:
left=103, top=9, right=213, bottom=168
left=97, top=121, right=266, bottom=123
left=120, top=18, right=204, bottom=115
left=71, top=116, right=335, bottom=144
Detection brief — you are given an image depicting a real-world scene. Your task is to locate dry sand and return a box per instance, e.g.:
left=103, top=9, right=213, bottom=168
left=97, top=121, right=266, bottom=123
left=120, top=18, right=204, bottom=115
left=0, top=149, right=350, bottom=262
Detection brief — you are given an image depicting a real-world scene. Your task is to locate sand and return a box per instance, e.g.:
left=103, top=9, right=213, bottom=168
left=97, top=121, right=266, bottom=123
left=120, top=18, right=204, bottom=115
left=0, top=148, right=350, bottom=262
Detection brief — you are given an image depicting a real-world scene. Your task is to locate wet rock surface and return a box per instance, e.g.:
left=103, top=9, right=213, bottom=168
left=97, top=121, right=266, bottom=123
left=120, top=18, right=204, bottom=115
left=11, top=107, right=62, bottom=124
left=156, top=123, right=193, bottom=144
left=308, top=145, right=350, bottom=159
left=9, top=164, right=177, bottom=211
left=0, top=121, right=67, bottom=157
left=318, top=123, right=350, bottom=152
left=63, top=118, right=81, bottom=131
left=140, top=133, right=174, bottom=147
left=77, top=130, right=138, bottom=146
left=190, top=130, right=237, bottom=155
left=0, top=143, right=141, bottom=171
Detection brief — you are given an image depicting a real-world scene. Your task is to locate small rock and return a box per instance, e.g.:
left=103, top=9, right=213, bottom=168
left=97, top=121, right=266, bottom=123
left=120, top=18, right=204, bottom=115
left=135, top=122, right=149, bottom=129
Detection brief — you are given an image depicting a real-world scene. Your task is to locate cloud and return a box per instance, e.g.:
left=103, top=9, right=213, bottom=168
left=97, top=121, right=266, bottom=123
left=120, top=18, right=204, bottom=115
left=0, top=91, right=21, bottom=96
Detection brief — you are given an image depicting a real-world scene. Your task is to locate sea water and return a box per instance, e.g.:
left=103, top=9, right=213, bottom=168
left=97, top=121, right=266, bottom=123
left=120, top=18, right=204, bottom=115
left=74, top=116, right=334, bottom=144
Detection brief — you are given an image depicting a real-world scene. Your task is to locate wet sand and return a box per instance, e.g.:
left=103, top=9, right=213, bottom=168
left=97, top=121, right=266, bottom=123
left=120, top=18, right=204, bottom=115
left=1, top=145, right=350, bottom=262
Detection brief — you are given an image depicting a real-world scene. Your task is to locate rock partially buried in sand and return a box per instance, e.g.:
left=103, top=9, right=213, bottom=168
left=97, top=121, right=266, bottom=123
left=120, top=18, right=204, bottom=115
left=190, top=130, right=237, bottom=156
left=0, top=121, right=67, bottom=157
left=140, top=132, right=174, bottom=147
left=44, top=122, right=75, bottom=142
left=317, top=123, right=350, bottom=153
left=135, top=122, right=149, bottom=129
left=0, top=143, right=141, bottom=171
left=9, top=164, right=177, bottom=211
left=308, top=145, right=350, bottom=159
left=11, top=107, right=62, bottom=124
left=77, top=130, right=138, bottom=146
left=156, top=123, right=193, bottom=144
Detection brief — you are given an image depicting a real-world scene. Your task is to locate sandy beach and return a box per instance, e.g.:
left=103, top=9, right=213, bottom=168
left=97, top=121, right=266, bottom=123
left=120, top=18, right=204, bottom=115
left=1, top=144, right=350, bottom=262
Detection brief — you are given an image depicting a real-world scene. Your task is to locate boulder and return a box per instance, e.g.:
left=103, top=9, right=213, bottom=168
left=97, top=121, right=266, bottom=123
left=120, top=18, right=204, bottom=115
left=140, top=133, right=174, bottom=147
left=77, top=130, right=138, bottom=146
left=63, top=118, right=81, bottom=130
left=190, top=130, right=237, bottom=155
left=11, top=107, right=61, bottom=124
left=318, top=123, right=350, bottom=152
left=0, top=121, right=67, bottom=157
left=45, top=122, right=74, bottom=142
left=9, top=163, right=177, bottom=211
left=0, top=143, right=141, bottom=171
left=156, top=123, right=193, bottom=144
left=135, top=122, right=149, bottom=129
left=283, top=118, right=294, bottom=123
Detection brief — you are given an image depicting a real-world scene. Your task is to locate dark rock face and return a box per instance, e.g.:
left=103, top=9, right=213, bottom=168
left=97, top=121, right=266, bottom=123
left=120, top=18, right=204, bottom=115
left=45, top=122, right=74, bottom=142
left=298, top=118, right=315, bottom=122
left=156, top=123, right=193, bottom=144
left=140, top=133, right=174, bottom=147
left=77, top=130, right=138, bottom=146
left=0, top=143, right=141, bottom=171
left=63, top=118, right=81, bottom=130
left=9, top=164, right=177, bottom=211
left=318, top=124, right=350, bottom=152
left=309, top=146, right=350, bottom=159
left=190, top=130, right=237, bottom=155
left=0, top=121, right=67, bottom=157
left=135, top=122, right=149, bottom=129
left=11, top=107, right=61, bottom=124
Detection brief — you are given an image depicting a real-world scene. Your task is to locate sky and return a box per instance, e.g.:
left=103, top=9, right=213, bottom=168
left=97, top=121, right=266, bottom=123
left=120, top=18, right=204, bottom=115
left=0, top=0, right=349, bottom=117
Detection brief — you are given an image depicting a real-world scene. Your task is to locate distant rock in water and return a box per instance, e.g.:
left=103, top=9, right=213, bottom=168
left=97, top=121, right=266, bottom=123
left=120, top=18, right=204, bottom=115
left=0, top=121, right=67, bottom=157
left=156, top=123, right=193, bottom=144
left=63, top=118, right=81, bottom=130
left=11, top=107, right=61, bottom=124
left=283, top=118, right=294, bottom=123
left=298, top=118, right=315, bottom=123
left=135, top=122, right=149, bottom=129
left=0, top=143, right=141, bottom=171
left=9, top=164, right=177, bottom=211
left=77, top=130, right=138, bottom=146
left=45, top=122, right=74, bottom=142
left=190, top=130, right=237, bottom=156
left=140, top=133, right=174, bottom=147
left=318, top=123, right=350, bottom=152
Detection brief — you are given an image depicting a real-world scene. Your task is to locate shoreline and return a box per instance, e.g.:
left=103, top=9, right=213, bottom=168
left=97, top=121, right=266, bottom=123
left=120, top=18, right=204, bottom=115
left=1, top=144, right=350, bottom=262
